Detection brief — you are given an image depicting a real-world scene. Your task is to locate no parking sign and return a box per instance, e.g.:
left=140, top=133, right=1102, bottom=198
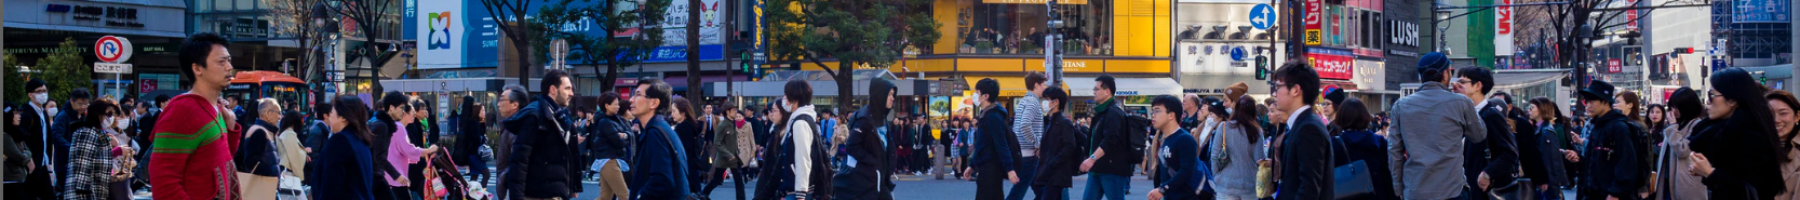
left=95, top=35, right=134, bottom=63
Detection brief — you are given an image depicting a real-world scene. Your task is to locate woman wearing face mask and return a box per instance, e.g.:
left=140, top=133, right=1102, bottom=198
left=1687, top=67, right=1786, bottom=199
left=65, top=99, right=121, bottom=200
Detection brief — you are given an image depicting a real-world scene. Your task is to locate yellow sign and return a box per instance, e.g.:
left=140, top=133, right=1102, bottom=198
left=982, top=0, right=1087, bottom=4
left=1305, top=30, right=1322, bottom=45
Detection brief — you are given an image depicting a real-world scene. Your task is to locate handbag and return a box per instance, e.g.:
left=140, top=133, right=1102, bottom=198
left=1332, top=160, right=1375, bottom=199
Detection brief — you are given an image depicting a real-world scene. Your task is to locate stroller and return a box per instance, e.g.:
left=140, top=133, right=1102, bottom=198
left=424, top=150, right=490, bottom=200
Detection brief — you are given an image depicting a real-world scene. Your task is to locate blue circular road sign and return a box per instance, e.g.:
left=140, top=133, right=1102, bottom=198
left=1250, top=4, right=1277, bottom=30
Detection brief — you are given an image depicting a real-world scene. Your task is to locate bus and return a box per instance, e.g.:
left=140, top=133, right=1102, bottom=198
left=226, top=71, right=309, bottom=108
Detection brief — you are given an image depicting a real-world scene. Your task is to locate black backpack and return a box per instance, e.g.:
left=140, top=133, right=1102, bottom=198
left=1121, top=114, right=1151, bottom=164
left=785, top=114, right=834, bottom=198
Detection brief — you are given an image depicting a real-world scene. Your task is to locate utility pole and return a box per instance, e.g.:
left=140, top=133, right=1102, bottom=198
left=1046, top=0, right=1063, bottom=85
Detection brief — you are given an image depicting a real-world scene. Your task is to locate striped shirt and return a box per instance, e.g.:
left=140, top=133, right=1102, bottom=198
left=1014, top=94, right=1043, bottom=156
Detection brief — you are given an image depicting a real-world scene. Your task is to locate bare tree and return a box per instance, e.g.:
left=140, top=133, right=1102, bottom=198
left=534, top=0, right=670, bottom=90
left=478, top=0, right=542, bottom=85
left=326, top=0, right=402, bottom=92
left=263, top=0, right=328, bottom=84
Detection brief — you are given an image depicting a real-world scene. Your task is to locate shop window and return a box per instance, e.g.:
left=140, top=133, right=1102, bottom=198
left=957, top=0, right=1113, bottom=56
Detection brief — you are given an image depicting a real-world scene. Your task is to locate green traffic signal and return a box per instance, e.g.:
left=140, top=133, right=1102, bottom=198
left=1255, top=56, right=1269, bottom=80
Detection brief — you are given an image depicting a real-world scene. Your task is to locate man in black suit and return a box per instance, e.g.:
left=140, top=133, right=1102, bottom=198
left=1452, top=67, right=1520, bottom=200
left=13, top=80, right=59, bottom=200
left=1267, top=63, right=1333, bottom=200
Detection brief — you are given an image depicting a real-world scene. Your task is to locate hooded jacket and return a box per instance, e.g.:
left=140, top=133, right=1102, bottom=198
left=834, top=79, right=896, bottom=200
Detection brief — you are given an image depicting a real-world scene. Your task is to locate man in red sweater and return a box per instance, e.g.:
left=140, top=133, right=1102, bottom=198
left=150, top=33, right=243, bottom=200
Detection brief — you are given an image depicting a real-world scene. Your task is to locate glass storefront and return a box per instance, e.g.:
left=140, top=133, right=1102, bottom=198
left=957, top=0, right=1114, bottom=55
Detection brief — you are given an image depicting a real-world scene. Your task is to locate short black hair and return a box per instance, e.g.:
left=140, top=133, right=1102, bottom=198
left=976, top=78, right=1000, bottom=103
left=637, top=78, right=673, bottom=113
left=503, top=85, right=529, bottom=105
left=1151, top=95, right=1182, bottom=115
left=541, top=69, right=570, bottom=94
left=1457, top=66, right=1495, bottom=95
left=1095, top=75, right=1117, bottom=95
left=598, top=92, right=623, bottom=115
left=154, top=94, right=171, bottom=105
left=784, top=80, right=813, bottom=106
left=26, top=79, right=46, bottom=92
left=1025, top=72, right=1048, bottom=89
left=1044, top=86, right=1069, bottom=109
left=178, top=33, right=230, bottom=88
left=381, top=91, right=410, bottom=111
left=69, top=88, right=91, bottom=101
left=121, top=95, right=136, bottom=104
left=1273, top=62, right=1321, bottom=105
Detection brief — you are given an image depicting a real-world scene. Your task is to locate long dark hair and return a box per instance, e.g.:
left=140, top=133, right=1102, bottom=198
left=1765, top=90, right=1800, bottom=162
left=333, top=95, right=376, bottom=142
left=461, top=95, right=481, bottom=122
left=280, top=110, right=303, bottom=132
left=1617, top=91, right=1643, bottom=125
left=672, top=97, right=696, bottom=123
left=1231, top=96, right=1262, bottom=140
left=1712, top=68, right=1779, bottom=154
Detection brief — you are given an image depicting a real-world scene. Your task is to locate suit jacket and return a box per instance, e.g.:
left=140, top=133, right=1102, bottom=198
left=1277, top=107, right=1332, bottom=200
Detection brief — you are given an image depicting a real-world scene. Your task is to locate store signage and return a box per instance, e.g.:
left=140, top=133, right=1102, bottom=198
left=1305, top=0, right=1323, bottom=45
left=140, top=79, right=157, bottom=93
left=1495, top=0, right=1515, bottom=55
left=1309, top=48, right=1355, bottom=80
left=1625, top=0, right=1639, bottom=31
left=1390, top=20, right=1420, bottom=47
left=50, top=4, right=145, bottom=28
left=982, top=0, right=1088, bottom=4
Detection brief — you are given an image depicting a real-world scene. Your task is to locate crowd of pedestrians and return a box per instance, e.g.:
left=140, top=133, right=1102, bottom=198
left=13, top=32, right=1800, bottom=200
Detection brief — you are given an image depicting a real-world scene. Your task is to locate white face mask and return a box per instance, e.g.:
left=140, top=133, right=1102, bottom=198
left=972, top=94, right=984, bottom=108
left=33, top=93, right=49, bottom=105
left=1040, top=100, right=1054, bottom=115
left=47, top=107, right=60, bottom=117
left=116, top=118, right=131, bottom=129
left=104, top=118, right=117, bottom=129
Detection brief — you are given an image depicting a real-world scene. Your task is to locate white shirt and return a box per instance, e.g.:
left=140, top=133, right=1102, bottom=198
left=1286, top=106, right=1312, bottom=129
left=28, top=103, right=50, bottom=167
left=1473, top=98, right=1490, bottom=110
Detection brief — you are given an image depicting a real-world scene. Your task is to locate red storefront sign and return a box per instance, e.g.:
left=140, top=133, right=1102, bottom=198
left=1608, top=59, right=1623, bottom=73
left=1309, top=48, right=1355, bottom=80
left=1304, top=0, right=1323, bottom=45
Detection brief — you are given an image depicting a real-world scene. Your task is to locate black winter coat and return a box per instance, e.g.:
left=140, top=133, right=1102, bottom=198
left=1688, top=110, right=1785, bottom=199
left=501, top=95, right=583, bottom=199
left=1579, top=109, right=1646, bottom=198
left=1086, top=100, right=1135, bottom=176
left=1034, top=112, right=1083, bottom=187
left=1467, top=104, right=1520, bottom=189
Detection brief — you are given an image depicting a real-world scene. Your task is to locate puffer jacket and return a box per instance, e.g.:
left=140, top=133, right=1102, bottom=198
left=501, top=95, right=583, bottom=199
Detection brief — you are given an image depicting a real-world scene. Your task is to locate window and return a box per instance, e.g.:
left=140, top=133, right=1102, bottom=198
left=957, top=0, right=1113, bottom=55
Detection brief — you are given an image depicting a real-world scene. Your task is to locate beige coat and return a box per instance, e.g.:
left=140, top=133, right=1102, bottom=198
left=1779, top=135, right=1800, bottom=200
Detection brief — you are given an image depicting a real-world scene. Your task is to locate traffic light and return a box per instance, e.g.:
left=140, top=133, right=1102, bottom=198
left=1255, top=56, right=1269, bottom=80
left=1673, top=47, right=1693, bottom=54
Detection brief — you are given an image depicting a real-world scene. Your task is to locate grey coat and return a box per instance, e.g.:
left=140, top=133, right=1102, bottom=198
left=1209, top=122, right=1264, bottom=197
left=1655, top=118, right=1707, bottom=200
left=1386, top=82, right=1486, bottom=200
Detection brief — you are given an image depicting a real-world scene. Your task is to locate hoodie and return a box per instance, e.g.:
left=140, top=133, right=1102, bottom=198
left=833, top=79, right=896, bottom=200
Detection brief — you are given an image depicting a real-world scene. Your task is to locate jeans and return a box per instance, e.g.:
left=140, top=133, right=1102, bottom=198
left=1007, top=156, right=1041, bottom=200
left=1082, top=173, right=1129, bottom=200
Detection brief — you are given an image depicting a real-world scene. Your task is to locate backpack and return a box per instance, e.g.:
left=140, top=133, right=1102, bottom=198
left=785, top=114, right=834, bottom=198
left=1121, top=114, right=1151, bottom=164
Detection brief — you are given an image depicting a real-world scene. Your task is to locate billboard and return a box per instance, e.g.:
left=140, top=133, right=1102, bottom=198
left=1494, top=0, right=1514, bottom=56
left=1734, top=0, right=1790, bottom=23
left=1309, top=47, right=1354, bottom=80
left=414, top=0, right=726, bottom=69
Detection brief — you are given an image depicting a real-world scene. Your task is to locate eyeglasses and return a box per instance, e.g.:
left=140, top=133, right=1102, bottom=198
left=1267, top=80, right=1289, bottom=92
left=1455, top=79, right=1474, bottom=85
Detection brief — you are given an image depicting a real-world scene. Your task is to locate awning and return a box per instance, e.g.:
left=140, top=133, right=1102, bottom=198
left=1494, top=69, right=1571, bottom=90
left=1065, top=77, right=1184, bottom=97
left=963, top=77, right=1031, bottom=97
